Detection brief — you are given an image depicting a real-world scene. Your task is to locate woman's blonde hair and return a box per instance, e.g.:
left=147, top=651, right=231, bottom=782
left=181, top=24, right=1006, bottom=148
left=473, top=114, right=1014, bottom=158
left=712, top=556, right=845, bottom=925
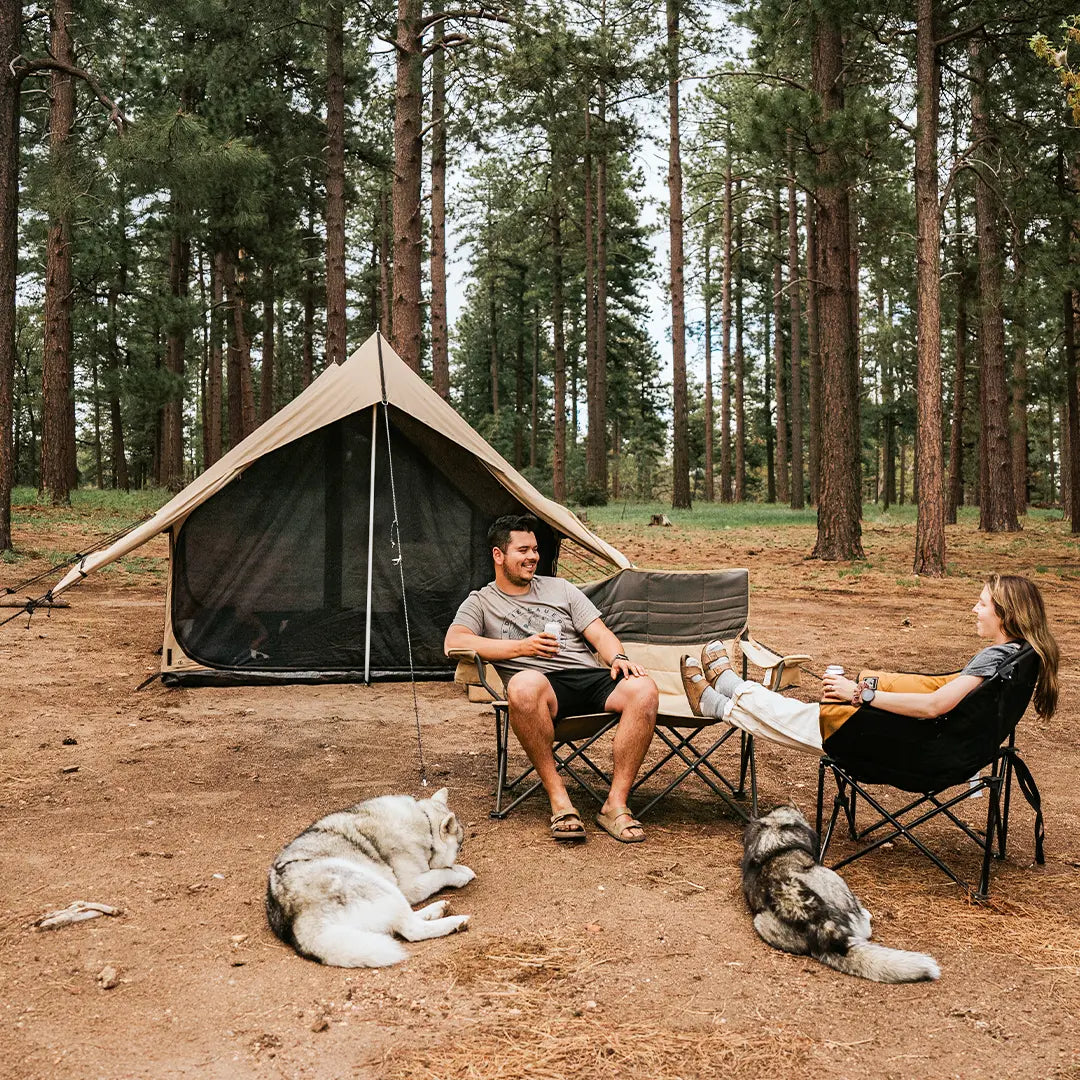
left=986, top=574, right=1060, bottom=719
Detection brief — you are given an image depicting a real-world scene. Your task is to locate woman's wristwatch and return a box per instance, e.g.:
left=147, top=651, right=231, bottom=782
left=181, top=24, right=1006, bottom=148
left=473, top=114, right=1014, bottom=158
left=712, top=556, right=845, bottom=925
left=852, top=678, right=877, bottom=706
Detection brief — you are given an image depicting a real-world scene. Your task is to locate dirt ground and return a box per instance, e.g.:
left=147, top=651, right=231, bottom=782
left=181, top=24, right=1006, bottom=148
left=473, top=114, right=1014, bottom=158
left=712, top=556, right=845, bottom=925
left=2, top=512, right=1079, bottom=1080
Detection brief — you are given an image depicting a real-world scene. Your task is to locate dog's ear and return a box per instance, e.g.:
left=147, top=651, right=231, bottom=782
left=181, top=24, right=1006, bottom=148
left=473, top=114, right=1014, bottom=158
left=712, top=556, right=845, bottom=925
left=439, top=811, right=459, bottom=840
left=431, top=787, right=449, bottom=806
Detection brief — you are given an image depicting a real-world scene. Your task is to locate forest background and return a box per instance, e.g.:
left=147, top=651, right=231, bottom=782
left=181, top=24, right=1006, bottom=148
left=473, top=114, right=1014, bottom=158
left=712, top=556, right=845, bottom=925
left=2, top=0, right=1080, bottom=576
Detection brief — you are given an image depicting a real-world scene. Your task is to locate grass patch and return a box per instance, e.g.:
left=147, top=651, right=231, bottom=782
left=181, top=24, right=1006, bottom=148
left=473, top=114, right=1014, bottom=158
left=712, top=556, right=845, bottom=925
left=12, top=486, right=169, bottom=532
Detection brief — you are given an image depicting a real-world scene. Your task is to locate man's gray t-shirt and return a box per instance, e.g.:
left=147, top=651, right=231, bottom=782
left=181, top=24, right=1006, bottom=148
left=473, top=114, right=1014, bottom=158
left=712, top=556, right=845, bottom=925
left=451, top=577, right=603, bottom=678
left=961, top=642, right=1021, bottom=677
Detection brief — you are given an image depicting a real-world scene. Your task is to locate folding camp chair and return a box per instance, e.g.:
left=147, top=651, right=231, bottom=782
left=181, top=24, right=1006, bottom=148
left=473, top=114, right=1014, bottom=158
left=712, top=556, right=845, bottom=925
left=814, top=643, right=1045, bottom=900
left=452, top=568, right=811, bottom=821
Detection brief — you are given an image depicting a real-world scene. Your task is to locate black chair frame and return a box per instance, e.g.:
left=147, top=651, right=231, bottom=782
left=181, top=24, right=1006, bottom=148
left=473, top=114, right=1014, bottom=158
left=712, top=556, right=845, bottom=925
left=816, top=741, right=1017, bottom=900
left=814, top=645, right=1045, bottom=900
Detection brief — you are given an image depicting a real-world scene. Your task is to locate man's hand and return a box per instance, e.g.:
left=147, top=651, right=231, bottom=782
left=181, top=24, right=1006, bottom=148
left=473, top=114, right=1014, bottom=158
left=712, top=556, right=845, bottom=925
left=610, top=655, right=647, bottom=679
left=519, top=632, right=561, bottom=659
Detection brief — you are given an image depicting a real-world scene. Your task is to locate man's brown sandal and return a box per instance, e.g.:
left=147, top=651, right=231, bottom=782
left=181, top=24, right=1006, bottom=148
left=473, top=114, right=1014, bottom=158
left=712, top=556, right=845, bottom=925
left=550, top=808, right=587, bottom=842
left=595, top=806, right=645, bottom=843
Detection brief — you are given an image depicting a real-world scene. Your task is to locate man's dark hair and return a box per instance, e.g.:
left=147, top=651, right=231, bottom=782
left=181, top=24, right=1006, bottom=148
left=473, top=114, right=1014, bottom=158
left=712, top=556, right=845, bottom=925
left=488, top=514, right=541, bottom=554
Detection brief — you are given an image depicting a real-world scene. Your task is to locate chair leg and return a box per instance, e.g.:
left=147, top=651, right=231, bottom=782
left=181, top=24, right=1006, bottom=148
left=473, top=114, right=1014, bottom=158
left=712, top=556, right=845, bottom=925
left=998, top=749, right=1014, bottom=859
left=815, top=757, right=826, bottom=838
left=490, top=706, right=512, bottom=819
left=976, top=773, right=1004, bottom=901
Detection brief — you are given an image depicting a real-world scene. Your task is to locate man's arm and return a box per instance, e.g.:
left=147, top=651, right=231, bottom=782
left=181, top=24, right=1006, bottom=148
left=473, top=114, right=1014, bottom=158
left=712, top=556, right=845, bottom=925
left=582, top=618, right=647, bottom=679
left=444, top=623, right=559, bottom=662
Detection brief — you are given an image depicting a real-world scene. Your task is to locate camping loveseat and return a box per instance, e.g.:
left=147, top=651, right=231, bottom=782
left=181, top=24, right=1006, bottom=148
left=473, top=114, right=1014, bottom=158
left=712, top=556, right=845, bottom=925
left=450, top=568, right=811, bottom=821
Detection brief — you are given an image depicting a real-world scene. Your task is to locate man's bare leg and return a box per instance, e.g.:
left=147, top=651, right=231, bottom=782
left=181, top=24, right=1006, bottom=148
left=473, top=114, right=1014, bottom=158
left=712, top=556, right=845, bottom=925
left=599, top=676, right=658, bottom=840
left=504, top=671, right=577, bottom=819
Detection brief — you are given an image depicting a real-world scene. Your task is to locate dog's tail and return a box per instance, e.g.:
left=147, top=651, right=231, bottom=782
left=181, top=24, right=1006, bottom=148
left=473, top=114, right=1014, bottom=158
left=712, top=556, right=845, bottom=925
left=820, top=941, right=940, bottom=983
left=291, top=911, right=408, bottom=968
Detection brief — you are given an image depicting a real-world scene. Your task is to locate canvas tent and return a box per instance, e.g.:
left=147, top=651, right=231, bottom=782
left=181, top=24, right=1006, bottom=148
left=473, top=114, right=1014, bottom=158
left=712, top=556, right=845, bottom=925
left=49, top=333, right=630, bottom=683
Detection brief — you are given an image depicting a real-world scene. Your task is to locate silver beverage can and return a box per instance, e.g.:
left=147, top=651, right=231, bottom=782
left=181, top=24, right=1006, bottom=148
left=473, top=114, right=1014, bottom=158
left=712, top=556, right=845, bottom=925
left=824, top=665, right=844, bottom=677
left=544, top=621, right=562, bottom=649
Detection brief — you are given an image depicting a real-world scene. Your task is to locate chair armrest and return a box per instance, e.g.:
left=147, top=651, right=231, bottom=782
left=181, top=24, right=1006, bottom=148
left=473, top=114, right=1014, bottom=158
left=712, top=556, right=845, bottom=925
left=740, top=635, right=812, bottom=692
left=448, top=648, right=506, bottom=703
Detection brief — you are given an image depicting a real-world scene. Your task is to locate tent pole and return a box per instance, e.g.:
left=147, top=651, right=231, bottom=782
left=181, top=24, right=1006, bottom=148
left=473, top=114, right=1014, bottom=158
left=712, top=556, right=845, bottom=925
left=364, top=405, right=378, bottom=683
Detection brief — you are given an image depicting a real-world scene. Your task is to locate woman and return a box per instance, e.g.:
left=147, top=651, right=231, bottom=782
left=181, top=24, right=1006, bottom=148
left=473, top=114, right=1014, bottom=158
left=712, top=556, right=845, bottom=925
left=680, top=574, right=1059, bottom=747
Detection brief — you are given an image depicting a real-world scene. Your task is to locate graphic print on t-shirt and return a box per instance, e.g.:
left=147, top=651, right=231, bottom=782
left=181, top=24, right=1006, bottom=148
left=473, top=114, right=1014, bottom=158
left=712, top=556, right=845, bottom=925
left=499, top=604, right=565, bottom=641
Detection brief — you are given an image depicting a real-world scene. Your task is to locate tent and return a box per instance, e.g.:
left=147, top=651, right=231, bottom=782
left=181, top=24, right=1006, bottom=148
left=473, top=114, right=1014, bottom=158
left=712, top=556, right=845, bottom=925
left=49, top=333, right=630, bottom=684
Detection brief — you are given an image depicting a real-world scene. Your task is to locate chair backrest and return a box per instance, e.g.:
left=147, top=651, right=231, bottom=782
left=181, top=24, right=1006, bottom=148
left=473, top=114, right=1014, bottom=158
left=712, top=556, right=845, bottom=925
left=581, top=567, right=749, bottom=644
left=822, top=642, right=1040, bottom=792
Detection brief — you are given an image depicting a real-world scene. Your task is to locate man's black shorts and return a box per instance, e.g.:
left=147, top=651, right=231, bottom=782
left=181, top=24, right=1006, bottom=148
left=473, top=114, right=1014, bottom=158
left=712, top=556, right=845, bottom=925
left=546, top=667, right=623, bottom=719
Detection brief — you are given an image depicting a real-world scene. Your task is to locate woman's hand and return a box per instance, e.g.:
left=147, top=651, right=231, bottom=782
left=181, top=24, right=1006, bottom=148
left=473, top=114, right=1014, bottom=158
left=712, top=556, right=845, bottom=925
left=822, top=672, right=859, bottom=703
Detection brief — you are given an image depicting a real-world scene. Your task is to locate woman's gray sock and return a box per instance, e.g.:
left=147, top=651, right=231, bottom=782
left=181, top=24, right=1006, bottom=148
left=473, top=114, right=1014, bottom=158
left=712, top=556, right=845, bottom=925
left=715, top=668, right=747, bottom=699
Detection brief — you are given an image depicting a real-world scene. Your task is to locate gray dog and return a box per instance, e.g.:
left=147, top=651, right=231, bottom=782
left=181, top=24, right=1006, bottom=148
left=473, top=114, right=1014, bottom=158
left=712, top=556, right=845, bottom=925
left=266, top=788, right=474, bottom=967
left=741, top=806, right=940, bottom=983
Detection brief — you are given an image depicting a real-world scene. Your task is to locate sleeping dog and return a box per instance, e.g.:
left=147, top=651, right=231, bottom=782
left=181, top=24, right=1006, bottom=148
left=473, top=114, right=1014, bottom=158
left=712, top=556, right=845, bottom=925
left=741, top=806, right=940, bottom=983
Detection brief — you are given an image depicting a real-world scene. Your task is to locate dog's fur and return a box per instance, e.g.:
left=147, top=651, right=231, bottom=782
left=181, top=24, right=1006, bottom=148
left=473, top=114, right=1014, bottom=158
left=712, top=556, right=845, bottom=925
left=741, top=806, right=940, bottom=983
left=266, top=788, right=474, bottom=968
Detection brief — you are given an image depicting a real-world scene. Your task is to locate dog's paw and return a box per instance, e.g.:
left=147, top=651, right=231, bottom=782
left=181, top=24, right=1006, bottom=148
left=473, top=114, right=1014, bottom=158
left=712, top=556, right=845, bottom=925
left=450, top=914, right=471, bottom=933
left=450, top=865, right=476, bottom=887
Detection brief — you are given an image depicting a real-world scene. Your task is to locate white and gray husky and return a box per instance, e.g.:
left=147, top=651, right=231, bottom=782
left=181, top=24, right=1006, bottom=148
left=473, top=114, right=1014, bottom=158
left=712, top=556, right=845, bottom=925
left=741, top=806, right=940, bottom=983
left=266, top=787, right=474, bottom=967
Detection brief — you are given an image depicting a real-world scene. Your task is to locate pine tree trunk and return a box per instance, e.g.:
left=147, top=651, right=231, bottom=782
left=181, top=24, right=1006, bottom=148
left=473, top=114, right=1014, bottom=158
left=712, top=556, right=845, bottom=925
left=236, top=255, right=256, bottom=438
left=488, top=263, right=498, bottom=415
left=159, top=222, right=188, bottom=491
left=946, top=190, right=968, bottom=523
left=106, top=254, right=128, bottom=489
left=912, top=0, right=945, bottom=574
left=430, top=18, right=449, bottom=400
left=970, top=39, right=1018, bottom=533
left=1064, top=290, right=1080, bottom=528
left=771, top=189, right=789, bottom=504
left=787, top=145, right=804, bottom=509
left=806, top=190, right=821, bottom=505
left=40, top=0, right=76, bottom=505
left=514, top=272, right=525, bottom=469
left=583, top=107, right=599, bottom=494
left=325, top=0, right=347, bottom=367
left=734, top=179, right=746, bottom=502
left=0, top=0, right=18, bottom=549
left=667, top=0, right=690, bottom=508
left=224, top=253, right=242, bottom=449
left=530, top=306, right=539, bottom=470
left=720, top=139, right=732, bottom=502
left=810, top=14, right=863, bottom=559
left=392, top=0, right=423, bottom=370
left=302, top=186, right=316, bottom=388
left=379, top=187, right=392, bottom=339
left=260, top=258, right=275, bottom=423
left=703, top=217, right=714, bottom=501
left=764, top=324, right=775, bottom=503
left=206, top=249, right=223, bottom=467
left=551, top=195, right=567, bottom=503
left=593, top=79, right=609, bottom=499
left=882, top=294, right=896, bottom=508
left=1011, top=270, right=1029, bottom=514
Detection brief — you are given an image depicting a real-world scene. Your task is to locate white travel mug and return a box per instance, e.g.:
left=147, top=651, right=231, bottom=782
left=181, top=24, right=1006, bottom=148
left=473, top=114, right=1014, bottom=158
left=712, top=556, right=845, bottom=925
left=824, top=665, right=844, bottom=678
left=544, top=621, right=562, bottom=651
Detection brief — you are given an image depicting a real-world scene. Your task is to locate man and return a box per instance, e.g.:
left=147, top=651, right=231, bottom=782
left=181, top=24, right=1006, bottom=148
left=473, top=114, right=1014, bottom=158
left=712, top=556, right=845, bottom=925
left=444, top=514, right=658, bottom=843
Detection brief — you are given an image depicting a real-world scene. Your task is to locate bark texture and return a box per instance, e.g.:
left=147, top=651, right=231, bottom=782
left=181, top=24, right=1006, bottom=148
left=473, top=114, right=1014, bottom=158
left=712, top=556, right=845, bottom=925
left=912, top=0, right=945, bottom=574
left=430, top=19, right=449, bottom=399
left=810, top=15, right=863, bottom=559
left=667, top=0, right=690, bottom=508
left=391, top=0, right=424, bottom=370
left=40, top=0, right=76, bottom=504
left=325, top=0, right=347, bottom=368
left=970, top=39, right=1018, bottom=533
left=0, top=0, right=16, bottom=549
